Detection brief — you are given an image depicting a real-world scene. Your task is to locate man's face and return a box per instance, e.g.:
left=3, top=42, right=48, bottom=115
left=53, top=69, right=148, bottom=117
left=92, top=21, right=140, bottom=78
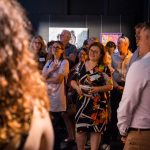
left=135, top=28, right=142, bottom=47
left=60, top=31, right=71, bottom=43
left=117, top=38, right=128, bottom=54
left=138, top=28, right=150, bottom=56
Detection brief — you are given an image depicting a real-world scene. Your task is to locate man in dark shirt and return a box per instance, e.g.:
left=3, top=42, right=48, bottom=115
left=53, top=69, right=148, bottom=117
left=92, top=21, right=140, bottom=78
left=60, top=30, right=77, bottom=68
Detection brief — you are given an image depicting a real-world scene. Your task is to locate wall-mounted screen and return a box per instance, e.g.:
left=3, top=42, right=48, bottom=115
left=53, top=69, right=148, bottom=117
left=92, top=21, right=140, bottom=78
left=100, top=33, right=122, bottom=46
left=49, top=27, right=88, bottom=48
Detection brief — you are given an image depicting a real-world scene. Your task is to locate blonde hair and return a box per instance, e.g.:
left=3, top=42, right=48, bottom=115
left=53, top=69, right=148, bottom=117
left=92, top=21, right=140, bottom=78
left=30, top=35, right=46, bottom=52
left=0, top=0, right=49, bottom=142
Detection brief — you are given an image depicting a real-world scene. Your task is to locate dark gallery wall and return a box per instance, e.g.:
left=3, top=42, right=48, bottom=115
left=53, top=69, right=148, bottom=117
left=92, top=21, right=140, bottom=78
left=20, top=0, right=150, bottom=50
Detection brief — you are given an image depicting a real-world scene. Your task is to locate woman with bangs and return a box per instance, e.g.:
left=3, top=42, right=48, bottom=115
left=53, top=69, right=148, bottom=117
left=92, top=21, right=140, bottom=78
left=42, top=41, right=75, bottom=146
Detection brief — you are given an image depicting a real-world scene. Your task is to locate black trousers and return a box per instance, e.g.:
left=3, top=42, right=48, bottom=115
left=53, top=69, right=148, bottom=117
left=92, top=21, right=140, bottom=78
left=110, top=81, right=124, bottom=141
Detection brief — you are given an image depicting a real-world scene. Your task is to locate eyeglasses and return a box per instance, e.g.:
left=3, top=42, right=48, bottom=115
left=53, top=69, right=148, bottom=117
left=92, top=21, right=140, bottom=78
left=34, top=41, right=41, bottom=45
left=89, top=49, right=99, bottom=54
left=52, top=46, right=62, bottom=50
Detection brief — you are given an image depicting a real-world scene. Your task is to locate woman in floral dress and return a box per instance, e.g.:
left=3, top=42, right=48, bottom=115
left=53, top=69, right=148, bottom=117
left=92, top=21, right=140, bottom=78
left=71, top=42, right=113, bottom=150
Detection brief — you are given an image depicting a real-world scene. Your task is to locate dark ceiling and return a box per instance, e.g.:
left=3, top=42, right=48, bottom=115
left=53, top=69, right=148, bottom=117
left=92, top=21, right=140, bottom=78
left=20, top=0, right=148, bottom=18
left=19, top=0, right=150, bottom=50
left=68, top=0, right=144, bottom=16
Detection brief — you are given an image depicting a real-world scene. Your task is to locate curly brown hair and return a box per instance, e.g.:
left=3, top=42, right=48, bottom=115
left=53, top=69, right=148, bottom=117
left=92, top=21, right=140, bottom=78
left=0, top=0, right=49, bottom=142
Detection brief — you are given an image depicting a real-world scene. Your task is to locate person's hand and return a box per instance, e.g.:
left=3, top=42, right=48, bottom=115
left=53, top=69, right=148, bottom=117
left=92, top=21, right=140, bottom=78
left=51, top=62, right=58, bottom=71
left=121, top=136, right=127, bottom=144
left=89, top=86, right=100, bottom=94
left=116, top=85, right=124, bottom=91
left=46, top=63, right=58, bottom=76
left=76, top=86, right=83, bottom=96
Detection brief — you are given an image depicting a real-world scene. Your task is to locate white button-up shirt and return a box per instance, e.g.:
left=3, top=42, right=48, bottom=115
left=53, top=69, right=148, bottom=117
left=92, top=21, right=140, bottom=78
left=117, top=52, right=150, bottom=136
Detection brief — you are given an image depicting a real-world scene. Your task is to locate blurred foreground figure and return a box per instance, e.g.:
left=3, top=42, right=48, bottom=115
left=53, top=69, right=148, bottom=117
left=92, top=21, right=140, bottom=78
left=0, top=0, right=54, bottom=150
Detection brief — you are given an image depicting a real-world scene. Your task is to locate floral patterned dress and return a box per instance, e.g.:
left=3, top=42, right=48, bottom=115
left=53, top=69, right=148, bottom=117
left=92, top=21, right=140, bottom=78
left=73, top=62, right=112, bottom=133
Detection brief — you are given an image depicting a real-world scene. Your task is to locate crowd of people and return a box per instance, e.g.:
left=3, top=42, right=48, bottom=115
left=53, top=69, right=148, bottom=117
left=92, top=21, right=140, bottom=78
left=0, top=0, right=150, bottom=150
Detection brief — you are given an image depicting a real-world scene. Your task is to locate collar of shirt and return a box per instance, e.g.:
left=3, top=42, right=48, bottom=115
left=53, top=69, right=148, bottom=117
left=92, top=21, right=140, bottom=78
left=65, top=43, right=71, bottom=48
left=141, top=51, right=150, bottom=60
left=117, top=50, right=132, bottom=59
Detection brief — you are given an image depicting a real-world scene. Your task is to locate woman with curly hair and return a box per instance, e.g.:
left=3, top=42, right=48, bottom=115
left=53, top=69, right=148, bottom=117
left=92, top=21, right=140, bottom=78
left=0, top=0, right=54, bottom=150
left=70, top=42, right=113, bottom=150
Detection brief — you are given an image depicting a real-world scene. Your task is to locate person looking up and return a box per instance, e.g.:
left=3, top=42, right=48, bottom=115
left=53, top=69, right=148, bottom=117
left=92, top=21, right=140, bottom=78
left=60, top=30, right=77, bottom=68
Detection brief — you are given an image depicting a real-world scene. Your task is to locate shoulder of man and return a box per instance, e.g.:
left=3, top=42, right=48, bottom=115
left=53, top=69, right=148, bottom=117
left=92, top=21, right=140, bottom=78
left=66, top=43, right=77, bottom=49
left=112, top=51, right=119, bottom=59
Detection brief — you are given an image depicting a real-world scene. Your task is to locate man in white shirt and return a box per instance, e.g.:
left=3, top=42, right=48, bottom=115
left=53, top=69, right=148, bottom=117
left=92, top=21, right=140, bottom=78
left=117, top=22, right=150, bottom=149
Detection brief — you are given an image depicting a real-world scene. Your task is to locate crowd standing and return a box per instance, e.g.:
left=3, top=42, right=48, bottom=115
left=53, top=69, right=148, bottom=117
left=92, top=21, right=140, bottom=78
left=0, top=1, right=149, bottom=150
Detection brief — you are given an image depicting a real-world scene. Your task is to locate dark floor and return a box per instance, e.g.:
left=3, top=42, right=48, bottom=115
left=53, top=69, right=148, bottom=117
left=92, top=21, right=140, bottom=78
left=59, top=141, right=124, bottom=150
left=58, top=135, right=124, bottom=150
left=52, top=114, right=124, bottom=150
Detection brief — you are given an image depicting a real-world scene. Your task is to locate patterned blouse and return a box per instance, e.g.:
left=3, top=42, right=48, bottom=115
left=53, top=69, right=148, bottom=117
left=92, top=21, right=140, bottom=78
left=72, top=62, right=112, bottom=133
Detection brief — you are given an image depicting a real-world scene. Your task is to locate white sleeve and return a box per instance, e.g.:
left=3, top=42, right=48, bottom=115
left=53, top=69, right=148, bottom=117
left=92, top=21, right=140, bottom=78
left=58, top=59, right=69, bottom=77
left=117, top=62, right=147, bottom=136
left=24, top=107, right=54, bottom=150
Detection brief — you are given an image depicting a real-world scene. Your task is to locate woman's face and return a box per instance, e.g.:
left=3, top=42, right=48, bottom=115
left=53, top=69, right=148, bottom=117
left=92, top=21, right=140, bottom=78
left=89, top=46, right=101, bottom=62
left=108, top=47, right=115, bottom=55
left=32, top=38, right=42, bottom=52
left=78, top=50, right=88, bottom=62
left=52, top=42, right=63, bottom=59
